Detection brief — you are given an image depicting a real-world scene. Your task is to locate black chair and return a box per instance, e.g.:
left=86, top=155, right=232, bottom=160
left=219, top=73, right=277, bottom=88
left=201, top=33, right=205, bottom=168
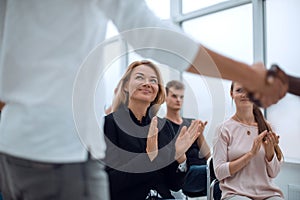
left=182, top=156, right=221, bottom=200
left=183, top=190, right=206, bottom=199
left=207, top=156, right=221, bottom=200
left=182, top=164, right=207, bottom=199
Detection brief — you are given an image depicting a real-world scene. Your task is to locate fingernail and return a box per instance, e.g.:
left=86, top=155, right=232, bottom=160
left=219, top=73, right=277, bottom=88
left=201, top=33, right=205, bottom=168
left=267, top=76, right=274, bottom=84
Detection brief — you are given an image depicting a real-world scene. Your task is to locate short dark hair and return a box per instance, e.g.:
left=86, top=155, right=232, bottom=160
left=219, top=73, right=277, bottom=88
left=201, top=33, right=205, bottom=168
left=165, top=80, right=185, bottom=95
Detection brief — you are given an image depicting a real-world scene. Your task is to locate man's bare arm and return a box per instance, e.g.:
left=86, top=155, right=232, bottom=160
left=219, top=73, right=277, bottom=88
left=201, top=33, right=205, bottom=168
left=187, top=46, right=288, bottom=107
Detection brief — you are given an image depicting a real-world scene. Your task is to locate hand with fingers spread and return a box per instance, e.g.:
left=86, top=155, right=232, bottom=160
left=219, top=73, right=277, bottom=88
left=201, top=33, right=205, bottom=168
left=263, top=131, right=280, bottom=161
left=175, top=120, right=201, bottom=163
left=146, top=116, right=159, bottom=161
left=197, top=121, right=208, bottom=136
left=196, top=121, right=211, bottom=159
left=249, top=130, right=268, bottom=157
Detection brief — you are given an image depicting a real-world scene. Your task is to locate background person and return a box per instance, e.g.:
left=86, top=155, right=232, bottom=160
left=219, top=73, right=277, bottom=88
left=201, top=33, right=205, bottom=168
left=164, top=80, right=211, bottom=196
left=213, top=82, right=284, bottom=200
left=104, top=60, right=202, bottom=199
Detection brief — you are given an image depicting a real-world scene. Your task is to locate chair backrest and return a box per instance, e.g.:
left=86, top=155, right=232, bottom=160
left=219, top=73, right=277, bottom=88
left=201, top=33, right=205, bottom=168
left=206, top=156, right=221, bottom=200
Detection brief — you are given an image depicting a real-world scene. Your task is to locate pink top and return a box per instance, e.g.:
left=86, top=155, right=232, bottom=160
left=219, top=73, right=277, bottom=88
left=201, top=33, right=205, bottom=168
left=213, top=118, right=284, bottom=200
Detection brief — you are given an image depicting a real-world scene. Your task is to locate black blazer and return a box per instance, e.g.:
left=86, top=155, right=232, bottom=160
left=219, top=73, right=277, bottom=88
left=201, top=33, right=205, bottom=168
left=104, top=105, right=185, bottom=200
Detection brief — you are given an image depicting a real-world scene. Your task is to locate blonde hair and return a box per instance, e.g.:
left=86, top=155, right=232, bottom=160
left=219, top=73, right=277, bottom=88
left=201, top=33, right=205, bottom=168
left=111, top=60, right=165, bottom=115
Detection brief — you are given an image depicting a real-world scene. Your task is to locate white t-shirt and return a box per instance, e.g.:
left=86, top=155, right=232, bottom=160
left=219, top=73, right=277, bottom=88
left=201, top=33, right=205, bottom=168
left=0, top=0, right=199, bottom=162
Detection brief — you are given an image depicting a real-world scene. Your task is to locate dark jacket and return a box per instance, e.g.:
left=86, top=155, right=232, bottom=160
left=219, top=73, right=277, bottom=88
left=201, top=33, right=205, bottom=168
left=104, top=105, right=185, bottom=200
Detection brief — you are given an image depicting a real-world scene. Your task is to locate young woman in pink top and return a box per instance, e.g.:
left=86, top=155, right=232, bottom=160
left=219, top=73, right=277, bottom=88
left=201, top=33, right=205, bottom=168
left=213, top=82, right=284, bottom=200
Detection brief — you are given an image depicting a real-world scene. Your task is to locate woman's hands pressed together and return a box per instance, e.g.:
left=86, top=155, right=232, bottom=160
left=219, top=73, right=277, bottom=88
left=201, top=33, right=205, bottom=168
left=146, top=117, right=159, bottom=161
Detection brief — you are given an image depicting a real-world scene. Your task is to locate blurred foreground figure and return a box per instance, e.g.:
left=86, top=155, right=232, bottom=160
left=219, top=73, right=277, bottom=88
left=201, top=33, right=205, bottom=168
left=0, top=1, right=288, bottom=199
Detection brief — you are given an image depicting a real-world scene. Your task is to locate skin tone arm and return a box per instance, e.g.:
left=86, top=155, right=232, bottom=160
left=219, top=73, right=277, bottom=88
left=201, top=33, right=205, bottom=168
left=188, top=46, right=288, bottom=108
left=0, top=101, right=4, bottom=111
left=196, top=121, right=211, bottom=160
left=288, top=74, right=300, bottom=96
left=267, top=64, right=300, bottom=96
left=228, top=130, right=268, bottom=175
left=146, top=116, right=159, bottom=161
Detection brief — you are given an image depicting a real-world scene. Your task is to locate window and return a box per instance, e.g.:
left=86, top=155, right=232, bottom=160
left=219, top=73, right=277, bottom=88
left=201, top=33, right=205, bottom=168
left=146, top=0, right=170, bottom=19
left=182, top=0, right=231, bottom=13
left=181, top=4, right=253, bottom=146
left=265, top=0, right=300, bottom=163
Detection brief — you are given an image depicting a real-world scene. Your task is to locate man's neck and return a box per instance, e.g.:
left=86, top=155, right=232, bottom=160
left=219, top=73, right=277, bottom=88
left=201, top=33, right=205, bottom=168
left=166, top=109, right=182, bottom=125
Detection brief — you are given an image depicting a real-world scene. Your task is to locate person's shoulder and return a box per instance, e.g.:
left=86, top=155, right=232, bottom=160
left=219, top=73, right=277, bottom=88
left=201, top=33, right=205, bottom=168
left=213, top=118, right=234, bottom=143
left=104, top=112, right=116, bottom=123
left=215, top=118, right=234, bottom=132
left=162, top=117, right=181, bottom=128
left=224, top=117, right=236, bottom=126
left=157, top=117, right=175, bottom=131
left=181, top=117, right=194, bottom=126
left=182, top=117, right=194, bottom=122
left=157, top=116, right=170, bottom=126
left=163, top=117, right=175, bottom=124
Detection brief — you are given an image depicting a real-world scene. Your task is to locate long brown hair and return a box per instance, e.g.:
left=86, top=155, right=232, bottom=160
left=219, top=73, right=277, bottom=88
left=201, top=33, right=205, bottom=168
left=231, top=82, right=283, bottom=161
left=111, top=60, right=165, bottom=114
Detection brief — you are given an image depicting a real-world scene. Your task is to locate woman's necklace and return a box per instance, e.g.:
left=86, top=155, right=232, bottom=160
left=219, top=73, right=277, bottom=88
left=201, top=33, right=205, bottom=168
left=233, top=114, right=255, bottom=135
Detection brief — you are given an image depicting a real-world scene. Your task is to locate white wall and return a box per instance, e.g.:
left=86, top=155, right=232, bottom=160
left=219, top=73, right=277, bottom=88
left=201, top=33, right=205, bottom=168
left=274, top=162, right=300, bottom=199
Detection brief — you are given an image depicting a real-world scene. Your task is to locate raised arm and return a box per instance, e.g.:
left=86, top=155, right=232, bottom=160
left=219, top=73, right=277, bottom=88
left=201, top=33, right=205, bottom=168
left=288, top=74, right=300, bottom=96
left=100, top=0, right=288, bottom=108
left=263, top=131, right=282, bottom=178
left=196, top=121, right=211, bottom=160
left=188, top=46, right=288, bottom=108
left=266, top=64, right=300, bottom=96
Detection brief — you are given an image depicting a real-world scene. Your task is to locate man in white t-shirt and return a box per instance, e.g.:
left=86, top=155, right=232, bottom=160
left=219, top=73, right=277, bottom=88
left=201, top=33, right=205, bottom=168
left=0, top=0, right=288, bottom=199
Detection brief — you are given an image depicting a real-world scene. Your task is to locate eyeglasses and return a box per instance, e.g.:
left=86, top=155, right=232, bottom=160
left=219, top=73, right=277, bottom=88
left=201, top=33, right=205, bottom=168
left=134, top=74, right=158, bottom=85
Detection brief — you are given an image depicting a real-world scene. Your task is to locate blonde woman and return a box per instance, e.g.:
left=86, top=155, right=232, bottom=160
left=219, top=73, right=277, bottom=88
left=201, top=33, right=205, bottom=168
left=104, top=60, right=202, bottom=200
left=213, top=82, right=284, bottom=200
